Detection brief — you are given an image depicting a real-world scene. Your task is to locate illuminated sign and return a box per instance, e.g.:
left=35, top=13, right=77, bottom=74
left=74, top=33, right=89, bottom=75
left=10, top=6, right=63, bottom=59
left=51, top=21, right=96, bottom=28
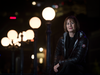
left=10, top=16, right=16, bottom=19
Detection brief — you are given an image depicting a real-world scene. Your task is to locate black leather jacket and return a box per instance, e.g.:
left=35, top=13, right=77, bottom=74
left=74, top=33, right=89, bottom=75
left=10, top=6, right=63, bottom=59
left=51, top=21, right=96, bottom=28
left=54, top=31, right=89, bottom=66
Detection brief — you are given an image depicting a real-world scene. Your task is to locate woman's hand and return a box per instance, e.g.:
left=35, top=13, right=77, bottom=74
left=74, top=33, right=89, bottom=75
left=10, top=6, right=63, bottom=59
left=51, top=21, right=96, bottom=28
left=54, top=63, right=60, bottom=72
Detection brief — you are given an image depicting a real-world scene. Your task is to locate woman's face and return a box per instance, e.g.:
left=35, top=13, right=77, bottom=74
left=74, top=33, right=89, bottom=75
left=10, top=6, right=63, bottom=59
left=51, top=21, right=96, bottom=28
left=66, top=19, right=76, bottom=33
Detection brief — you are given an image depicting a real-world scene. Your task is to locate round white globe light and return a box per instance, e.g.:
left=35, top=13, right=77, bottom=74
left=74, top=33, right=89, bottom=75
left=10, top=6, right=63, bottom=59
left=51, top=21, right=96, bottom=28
left=32, top=1, right=36, bottom=5
left=7, top=29, right=18, bottom=40
left=25, top=29, right=34, bottom=40
left=31, top=54, right=34, bottom=59
left=42, top=7, right=56, bottom=21
left=1, top=37, right=10, bottom=47
left=39, top=58, right=43, bottom=64
left=39, top=47, right=43, bottom=52
left=29, top=17, right=41, bottom=29
left=18, top=31, right=27, bottom=42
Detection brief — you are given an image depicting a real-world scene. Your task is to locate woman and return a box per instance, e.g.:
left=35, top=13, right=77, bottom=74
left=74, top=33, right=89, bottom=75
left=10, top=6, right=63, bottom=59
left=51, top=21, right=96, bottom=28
left=53, top=16, right=89, bottom=75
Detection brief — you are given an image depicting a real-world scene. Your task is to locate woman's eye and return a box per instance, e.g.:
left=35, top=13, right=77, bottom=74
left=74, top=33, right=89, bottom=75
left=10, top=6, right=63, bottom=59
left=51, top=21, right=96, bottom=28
left=71, top=22, right=74, bottom=24
left=67, top=23, right=69, bottom=25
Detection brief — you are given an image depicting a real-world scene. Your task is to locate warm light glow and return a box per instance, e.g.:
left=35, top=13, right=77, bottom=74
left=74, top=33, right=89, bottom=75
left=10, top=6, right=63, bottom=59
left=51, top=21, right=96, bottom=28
left=39, top=47, right=43, bottom=52
left=32, top=1, right=36, bottom=5
left=15, top=12, right=18, bottom=16
left=18, top=32, right=21, bottom=42
left=25, top=29, right=34, bottom=40
left=9, top=39, right=13, bottom=45
left=31, top=39, right=34, bottom=42
left=7, top=30, right=18, bottom=40
left=42, top=7, right=56, bottom=21
left=37, top=53, right=44, bottom=58
left=31, top=54, right=34, bottom=59
left=13, top=38, right=19, bottom=45
left=39, top=58, right=43, bottom=64
left=22, top=31, right=27, bottom=41
left=18, top=31, right=27, bottom=42
left=29, top=17, right=41, bottom=29
left=1, top=37, right=10, bottom=47
left=7, top=37, right=20, bottom=46
left=16, top=42, right=21, bottom=47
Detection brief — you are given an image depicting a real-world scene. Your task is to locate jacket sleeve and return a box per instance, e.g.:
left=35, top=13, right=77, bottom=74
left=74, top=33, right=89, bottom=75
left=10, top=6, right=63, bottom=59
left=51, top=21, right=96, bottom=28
left=54, top=37, right=63, bottom=65
left=59, top=37, right=89, bottom=64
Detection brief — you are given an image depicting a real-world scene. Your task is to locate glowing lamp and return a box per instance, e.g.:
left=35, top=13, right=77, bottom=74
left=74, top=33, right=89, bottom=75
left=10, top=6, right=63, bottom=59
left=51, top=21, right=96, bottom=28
left=37, top=53, right=44, bottom=58
left=39, top=58, right=43, bottom=64
left=25, top=29, right=34, bottom=40
left=7, top=30, right=18, bottom=40
left=31, top=54, right=34, bottom=59
left=42, top=7, right=56, bottom=21
left=1, top=37, right=10, bottom=47
left=39, top=47, right=43, bottom=52
left=29, top=17, right=41, bottom=29
left=18, top=31, right=27, bottom=42
left=32, top=1, right=36, bottom=5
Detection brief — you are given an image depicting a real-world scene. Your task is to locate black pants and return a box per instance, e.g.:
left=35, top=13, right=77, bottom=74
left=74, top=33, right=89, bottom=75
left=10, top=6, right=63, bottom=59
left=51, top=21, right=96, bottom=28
left=57, top=62, right=84, bottom=75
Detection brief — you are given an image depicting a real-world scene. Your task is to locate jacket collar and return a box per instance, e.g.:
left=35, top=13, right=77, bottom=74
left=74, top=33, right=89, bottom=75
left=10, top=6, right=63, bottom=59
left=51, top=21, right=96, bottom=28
left=63, top=31, right=84, bottom=58
left=63, top=31, right=84, bottom=39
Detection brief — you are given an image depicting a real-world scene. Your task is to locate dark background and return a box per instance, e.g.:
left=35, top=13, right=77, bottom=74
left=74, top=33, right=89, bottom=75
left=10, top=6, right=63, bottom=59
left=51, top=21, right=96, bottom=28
left=0, top=0, right=100, bottom=74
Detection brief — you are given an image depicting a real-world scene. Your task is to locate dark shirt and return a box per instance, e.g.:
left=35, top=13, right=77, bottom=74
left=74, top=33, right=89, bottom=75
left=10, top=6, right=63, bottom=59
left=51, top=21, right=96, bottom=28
left=65, top=32, right=78, bottom=59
